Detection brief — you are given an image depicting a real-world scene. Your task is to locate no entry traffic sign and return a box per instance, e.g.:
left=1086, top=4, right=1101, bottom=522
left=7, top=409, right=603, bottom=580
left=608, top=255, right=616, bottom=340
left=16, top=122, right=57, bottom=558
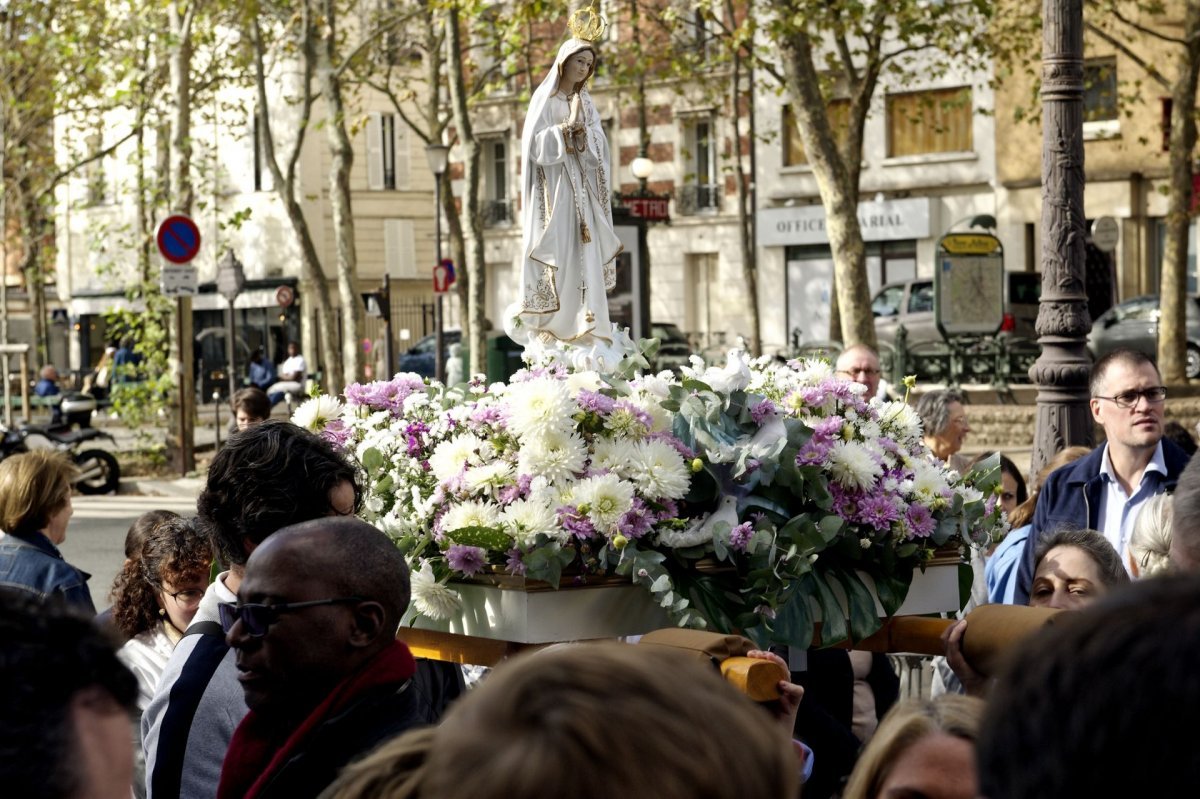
left=156, top=215, right=202, bottom=264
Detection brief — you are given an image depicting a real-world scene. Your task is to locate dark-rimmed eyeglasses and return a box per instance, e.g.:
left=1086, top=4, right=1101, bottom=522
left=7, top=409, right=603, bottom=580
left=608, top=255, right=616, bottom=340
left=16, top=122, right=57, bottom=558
left=837, top=368, right=880, bottom=377
left=1092, top=386, right=1167, bottom=409
left=217, top=597, right=364, bottom=637
left=164, top=588, right=205, bottom=607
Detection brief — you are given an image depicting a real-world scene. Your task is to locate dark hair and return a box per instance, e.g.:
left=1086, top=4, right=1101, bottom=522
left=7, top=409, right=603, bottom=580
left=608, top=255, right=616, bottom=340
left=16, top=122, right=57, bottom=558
left=1171, top=454, right=1200, bottom=569
left=197, top=420, right=360, bottom=567
left=1032, top=527, right=1129, bottom=590
left=231, top=387, right=271, bottom=421
left=0, top=589, right=138, bottom=798
left=109, top=516, right=212, bottom=639
left=969, top=451, right=1029, bottom=508
left=979, top=576, right=1200, bottom=796
left=1163, top=420, right=1197, bottom=456
left=123, top=509, right=180, bottom=559
left=1088, top=348, right=1158, bottom=397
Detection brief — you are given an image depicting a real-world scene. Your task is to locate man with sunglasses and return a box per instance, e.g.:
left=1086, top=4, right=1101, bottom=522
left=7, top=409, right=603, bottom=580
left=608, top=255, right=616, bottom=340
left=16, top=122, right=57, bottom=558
left=215, top=516, right=421, bottom=799
left=142, top=421, right=362, bottom=799
left=1014, top=348, right=1191, bottom=603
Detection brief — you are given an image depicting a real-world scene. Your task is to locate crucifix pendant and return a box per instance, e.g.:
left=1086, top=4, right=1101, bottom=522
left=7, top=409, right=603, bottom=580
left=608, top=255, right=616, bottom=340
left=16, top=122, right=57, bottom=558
left=581, top=283, right=594, bottom=323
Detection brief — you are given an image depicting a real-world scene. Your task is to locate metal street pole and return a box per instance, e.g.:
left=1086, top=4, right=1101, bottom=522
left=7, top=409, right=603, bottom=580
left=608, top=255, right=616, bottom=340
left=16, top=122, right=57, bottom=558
left=434, top=173, right=445, bottom=384
left=1030, top=0, right=1093, bottom=475
left=381, top=273, right=394, bottom=378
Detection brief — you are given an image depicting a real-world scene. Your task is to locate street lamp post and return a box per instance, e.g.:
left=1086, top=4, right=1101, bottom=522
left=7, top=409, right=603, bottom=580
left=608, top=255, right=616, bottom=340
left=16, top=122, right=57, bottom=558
left=425, top=142, right=450, bottom=383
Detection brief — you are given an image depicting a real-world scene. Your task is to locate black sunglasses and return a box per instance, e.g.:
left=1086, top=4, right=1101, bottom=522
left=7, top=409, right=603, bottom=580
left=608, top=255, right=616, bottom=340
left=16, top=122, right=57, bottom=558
left=218, top=597, right=365, bottom=637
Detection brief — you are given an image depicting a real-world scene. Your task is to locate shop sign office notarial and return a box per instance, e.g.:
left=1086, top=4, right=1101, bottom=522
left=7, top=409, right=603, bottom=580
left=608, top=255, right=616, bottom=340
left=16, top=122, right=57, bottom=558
left=757, top=198, right=931, bottom=246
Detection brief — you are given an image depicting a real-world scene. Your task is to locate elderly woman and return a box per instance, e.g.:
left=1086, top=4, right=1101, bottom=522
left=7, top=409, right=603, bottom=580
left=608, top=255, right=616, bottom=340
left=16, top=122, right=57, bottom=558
left=842, top=695, right=985, bottom=799
left=915, top=389, right=971, bottom=472
left=0, top=451, right=91, bottom=612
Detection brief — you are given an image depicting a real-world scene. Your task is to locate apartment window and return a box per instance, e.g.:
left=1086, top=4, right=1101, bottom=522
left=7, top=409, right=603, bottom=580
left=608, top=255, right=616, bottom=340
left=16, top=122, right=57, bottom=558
left=482, top=138, right=511, bottom=227
left=783, top=100, right=851, bottom=167
left=680, top=116, right=719, bottom=214
left=1084, top=58, right=1118, bottom=122
left=367, top=112, right=409, bottom=190
left=383, top=218, right=417, bottom=278
left=886, top=87, right=973, bottom=158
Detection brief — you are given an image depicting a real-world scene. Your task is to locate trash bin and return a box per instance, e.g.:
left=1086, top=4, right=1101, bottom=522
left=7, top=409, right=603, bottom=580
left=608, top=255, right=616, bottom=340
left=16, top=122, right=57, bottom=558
left=459, top=333, right=526, bottom=384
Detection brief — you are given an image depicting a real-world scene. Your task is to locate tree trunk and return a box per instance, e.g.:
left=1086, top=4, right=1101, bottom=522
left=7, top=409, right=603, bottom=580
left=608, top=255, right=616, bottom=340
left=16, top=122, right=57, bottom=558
left=728, top=45, right=760, bottom=355
left=445, top=4, right=486, bottom=375
left=778, top=30, right=875, bottom=348
left=317, top=0, right=362, bottom=390
left=251, top=9, right=340, bottom=395
left=1158, top=1, right=1200, bottom=383
left=167, top=0, right=195, bottom=473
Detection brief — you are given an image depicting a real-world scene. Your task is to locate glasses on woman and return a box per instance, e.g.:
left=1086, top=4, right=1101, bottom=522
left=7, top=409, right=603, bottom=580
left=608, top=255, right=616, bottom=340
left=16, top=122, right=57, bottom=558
left=217, top=597, right=365, bottom=637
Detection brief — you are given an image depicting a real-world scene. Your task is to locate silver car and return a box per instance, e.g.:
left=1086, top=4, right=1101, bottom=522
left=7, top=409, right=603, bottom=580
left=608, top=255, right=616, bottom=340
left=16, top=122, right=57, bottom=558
left=1087, top=294, right=1200, bottom=379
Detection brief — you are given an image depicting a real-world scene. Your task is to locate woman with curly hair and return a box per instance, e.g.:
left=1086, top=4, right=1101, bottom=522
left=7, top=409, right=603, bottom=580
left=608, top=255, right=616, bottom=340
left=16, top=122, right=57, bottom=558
left=111, top=512, right=212, bottom=709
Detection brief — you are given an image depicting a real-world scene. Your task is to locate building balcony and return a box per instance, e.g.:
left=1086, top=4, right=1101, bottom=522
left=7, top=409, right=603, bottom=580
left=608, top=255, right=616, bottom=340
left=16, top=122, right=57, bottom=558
left=677, top=184, right=721, bottom=216
left=482, top=199, right=514, bottom=227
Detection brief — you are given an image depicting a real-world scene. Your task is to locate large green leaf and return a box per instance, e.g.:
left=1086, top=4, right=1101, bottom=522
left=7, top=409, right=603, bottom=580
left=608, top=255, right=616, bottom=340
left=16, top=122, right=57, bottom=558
left=833, top=568, right=885, bottom=642
left=773, top=581, right=815, bottom=650
left=958, top=561, right=974, bottom=610
left=873, top=571, right=913, bottom=617
left=812, top=570, right=849, bottom=647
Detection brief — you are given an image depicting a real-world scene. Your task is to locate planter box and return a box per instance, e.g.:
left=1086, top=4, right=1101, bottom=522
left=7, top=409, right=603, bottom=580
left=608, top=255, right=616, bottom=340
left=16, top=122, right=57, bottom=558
left=409, top=559, right=963, bottom=645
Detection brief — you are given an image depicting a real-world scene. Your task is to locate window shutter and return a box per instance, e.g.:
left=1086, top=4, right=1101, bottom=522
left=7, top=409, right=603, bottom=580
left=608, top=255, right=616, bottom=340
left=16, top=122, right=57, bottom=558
left=384, top=218, right=417, bottom=278
left=393, top=119, right=410, bottom=190
left=366, top=113, right=384, bottom=190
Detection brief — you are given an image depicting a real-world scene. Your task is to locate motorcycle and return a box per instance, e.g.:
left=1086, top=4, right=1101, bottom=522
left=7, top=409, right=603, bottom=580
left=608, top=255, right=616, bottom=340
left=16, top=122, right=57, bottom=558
left=0, top=393, right=122, bottom=495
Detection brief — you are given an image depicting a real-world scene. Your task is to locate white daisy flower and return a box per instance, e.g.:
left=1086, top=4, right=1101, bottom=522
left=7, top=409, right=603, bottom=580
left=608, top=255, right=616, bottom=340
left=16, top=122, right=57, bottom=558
left=590, top=437, right=640, bottom=478
left=629, top=439, right=691, bottom=500
left=574, top=472, right=635, bottom=534
left=878, top=401, right=923, bottom=443
left=463, top=460, right=516, bottom=496
left=828, top=440, right=882, bottom=491
left=517, top=429, right=588, bottom=484
left=909, top=457, right=951, bottom=498
left=565, top=370, right=603, bottom=396
left=500, top=498, right=563, bottom=547
left=410, top=561, right=463, bottom=621
left=505, top=378, right=576, bottom=439
left=291, top=395, right=344, bottom=432
left=429, top=434, right=485, bottom=484
left=441, top=499, right=502, bottom=535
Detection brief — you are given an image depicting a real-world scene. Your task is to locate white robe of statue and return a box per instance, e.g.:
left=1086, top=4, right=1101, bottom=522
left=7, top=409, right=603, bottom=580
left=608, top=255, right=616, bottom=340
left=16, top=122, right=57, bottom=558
left=504, top=37, right=633, bottom=372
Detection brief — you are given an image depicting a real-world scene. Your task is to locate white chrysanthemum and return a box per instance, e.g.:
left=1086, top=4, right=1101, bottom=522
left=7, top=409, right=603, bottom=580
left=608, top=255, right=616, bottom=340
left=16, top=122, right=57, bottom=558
left=410, top=561, right=463, bottom=621
left=878, top=401, right=923, bottom=443
left=858, top=420, right=882, bottom=441
left=291, top=395, right=344, bottom=432
left=441, top=499, right=502, bottom=535
left=633, top=372, right=673, bottom=398
left=627, top=391, right=672, bottom=433
left=827, top=440, right=882, bottom=490
left=565, top=370, right=603, bottom=397
left=500, top=498, right=563, bottom=547
left=629, top=439, right=691, bottom=500
left=590, top=437, right=640, bottom=478
left=463, top=461, right=516, bottom=496
left=574, top=473, right=635, bottom=533
left=517, top=428, right=588, bottom=484
left=429, top=434, right=485, bottom=484
left=909, top=457, right=951, bottom=498
left=505, top=378, right=576, bottom=439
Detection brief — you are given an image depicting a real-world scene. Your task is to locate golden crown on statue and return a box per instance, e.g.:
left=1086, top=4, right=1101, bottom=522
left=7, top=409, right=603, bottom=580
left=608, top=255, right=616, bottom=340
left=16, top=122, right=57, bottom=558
left=568, top=4, right=607, bottom=42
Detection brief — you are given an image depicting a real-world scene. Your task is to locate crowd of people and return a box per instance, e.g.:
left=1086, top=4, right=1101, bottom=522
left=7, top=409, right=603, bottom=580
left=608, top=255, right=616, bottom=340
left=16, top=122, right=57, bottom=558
left=5, top=343, right=1200, bottom=798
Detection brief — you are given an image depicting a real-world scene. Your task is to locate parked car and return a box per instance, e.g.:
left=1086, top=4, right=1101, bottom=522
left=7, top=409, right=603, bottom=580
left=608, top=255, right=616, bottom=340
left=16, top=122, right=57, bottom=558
left=397, top=330, right=463, bottom=377
left=871, top=272, right=1041, bottom=347
left=650, top=322, right=692, bottom=372
left=1087, top=294, right=1200, bottom=379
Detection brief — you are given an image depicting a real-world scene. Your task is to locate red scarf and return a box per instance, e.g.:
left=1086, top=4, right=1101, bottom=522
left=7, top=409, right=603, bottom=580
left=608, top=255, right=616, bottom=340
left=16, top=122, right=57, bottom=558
left=217, top=641, right=417, bottom=799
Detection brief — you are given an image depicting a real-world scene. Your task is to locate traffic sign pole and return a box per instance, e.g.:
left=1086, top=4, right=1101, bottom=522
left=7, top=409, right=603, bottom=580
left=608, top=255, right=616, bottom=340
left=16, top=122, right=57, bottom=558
left=156, top=215, right=201, bottom=476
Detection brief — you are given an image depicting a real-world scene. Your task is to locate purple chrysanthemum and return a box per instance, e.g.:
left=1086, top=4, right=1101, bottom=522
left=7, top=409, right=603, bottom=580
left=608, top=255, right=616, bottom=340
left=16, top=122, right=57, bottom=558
left=729, top=521, right=755, bottom=552
left=577, top=389, right=616, bottom=415
left=505, top=548, right=527, bottom=576
left=618, top=498, right=655, bottom=539
left=858, top=493, right=901, bottom=531
left=906, top=504, right=937, bottom=539
left=558, top=505, right=597, bottom=540
left=446, top=544, right=487, bottom=576
left=750, top=399, right=777, bottom=426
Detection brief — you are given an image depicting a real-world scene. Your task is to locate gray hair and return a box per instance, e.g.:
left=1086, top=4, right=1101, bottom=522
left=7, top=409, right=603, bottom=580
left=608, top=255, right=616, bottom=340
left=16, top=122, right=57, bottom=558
left=914, top=389, right=965, bottom=438
left=1130, top=494, right=1172, bottom=578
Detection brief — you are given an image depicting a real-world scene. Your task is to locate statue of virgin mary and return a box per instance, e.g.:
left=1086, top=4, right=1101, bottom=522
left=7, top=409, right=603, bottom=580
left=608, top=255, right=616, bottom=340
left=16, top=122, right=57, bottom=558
left=503, top=29, right=631, bottom=371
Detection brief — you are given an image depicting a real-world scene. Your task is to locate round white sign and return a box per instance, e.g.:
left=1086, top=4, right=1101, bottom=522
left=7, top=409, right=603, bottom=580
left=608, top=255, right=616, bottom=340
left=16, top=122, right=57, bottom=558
left=1092, top=217, right=1119, bottom=252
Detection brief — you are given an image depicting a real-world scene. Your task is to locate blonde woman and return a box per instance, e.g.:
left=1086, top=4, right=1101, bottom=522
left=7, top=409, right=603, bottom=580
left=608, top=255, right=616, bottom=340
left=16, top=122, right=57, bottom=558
left=843, top=695, right=985, bottom=799
left=1128, top=493, right=1172, bottom=577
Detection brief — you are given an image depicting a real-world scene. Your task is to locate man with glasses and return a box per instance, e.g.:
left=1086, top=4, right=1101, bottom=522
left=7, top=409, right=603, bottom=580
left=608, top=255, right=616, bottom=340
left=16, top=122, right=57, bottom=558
left=834, top=344, right=887, bottom=400
left=216, top=516, right=421, bottom=799
left=1014, top=348, right=1191, bottom=603
left=142, top=421, right=362, bottom=799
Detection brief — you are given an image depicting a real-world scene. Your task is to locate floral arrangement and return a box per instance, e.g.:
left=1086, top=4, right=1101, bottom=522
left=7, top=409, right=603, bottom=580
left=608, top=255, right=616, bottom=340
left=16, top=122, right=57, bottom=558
left=293, top=349, right=1005, bottom=649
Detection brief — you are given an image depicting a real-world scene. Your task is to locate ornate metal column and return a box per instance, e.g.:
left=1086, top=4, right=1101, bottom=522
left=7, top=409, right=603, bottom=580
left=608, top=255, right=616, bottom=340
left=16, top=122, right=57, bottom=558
left=1030, top=0, right=1093, bottom=475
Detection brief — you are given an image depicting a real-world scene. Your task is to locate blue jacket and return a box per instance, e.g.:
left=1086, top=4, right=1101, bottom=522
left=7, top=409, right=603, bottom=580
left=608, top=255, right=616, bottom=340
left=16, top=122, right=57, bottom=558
left=1014, top=440, right=1191, bottom=604
left=0, top=530, right=95, bottom=613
